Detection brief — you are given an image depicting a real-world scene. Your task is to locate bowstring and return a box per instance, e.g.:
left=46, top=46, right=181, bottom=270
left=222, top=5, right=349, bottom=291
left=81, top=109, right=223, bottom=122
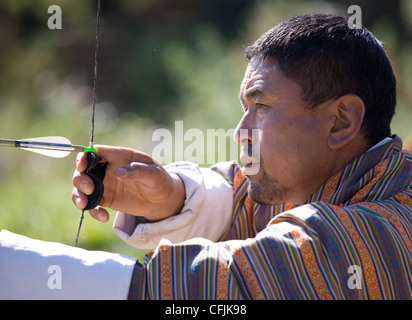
left=90, top=0, right=101, bottom=149
left=75, top=0, right=101, bottom=247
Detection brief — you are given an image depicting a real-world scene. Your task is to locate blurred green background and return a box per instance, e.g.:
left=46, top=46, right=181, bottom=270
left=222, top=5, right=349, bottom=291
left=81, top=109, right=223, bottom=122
left=0, top=0, right=411, bottom=259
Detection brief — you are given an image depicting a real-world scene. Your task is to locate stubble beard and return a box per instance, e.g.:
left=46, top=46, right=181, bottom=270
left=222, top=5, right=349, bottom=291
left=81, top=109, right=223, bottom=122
left=246, top=157, right=285, bottom=205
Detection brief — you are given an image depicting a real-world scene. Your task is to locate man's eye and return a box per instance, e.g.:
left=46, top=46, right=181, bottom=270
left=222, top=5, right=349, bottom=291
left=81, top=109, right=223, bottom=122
left=256, top=103, right=267, bottom=109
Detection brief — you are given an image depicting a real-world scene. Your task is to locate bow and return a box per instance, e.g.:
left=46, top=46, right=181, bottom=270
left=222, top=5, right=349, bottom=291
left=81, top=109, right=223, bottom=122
left=0, top=1, right=106, bottom=246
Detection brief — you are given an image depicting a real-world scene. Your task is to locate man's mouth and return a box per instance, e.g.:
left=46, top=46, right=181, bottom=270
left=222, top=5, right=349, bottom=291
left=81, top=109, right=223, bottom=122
left=245, top=162, right=253, bottom=168
left=240, top=154, right=260, bottom=176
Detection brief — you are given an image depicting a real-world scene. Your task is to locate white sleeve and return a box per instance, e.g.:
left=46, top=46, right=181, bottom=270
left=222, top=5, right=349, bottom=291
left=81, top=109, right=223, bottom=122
left=112, top=162, right=234, bottom=250
left=0, top=230, right=137, bottom=300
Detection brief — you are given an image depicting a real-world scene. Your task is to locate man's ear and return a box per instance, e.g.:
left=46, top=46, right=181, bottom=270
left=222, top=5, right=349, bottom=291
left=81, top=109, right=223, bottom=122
left=328, top=94, right=365, bottom=150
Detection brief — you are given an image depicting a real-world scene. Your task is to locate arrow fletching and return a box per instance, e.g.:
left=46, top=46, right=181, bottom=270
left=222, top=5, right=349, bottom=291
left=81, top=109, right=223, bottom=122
left=21, top=136, right=73, bottom=158
left=0, top=136, right=97, bottom=158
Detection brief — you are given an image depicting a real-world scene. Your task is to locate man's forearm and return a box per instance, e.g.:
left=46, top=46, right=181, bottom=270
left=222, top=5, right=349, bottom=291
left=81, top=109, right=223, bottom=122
left=113, top=162, right=234, bottom=250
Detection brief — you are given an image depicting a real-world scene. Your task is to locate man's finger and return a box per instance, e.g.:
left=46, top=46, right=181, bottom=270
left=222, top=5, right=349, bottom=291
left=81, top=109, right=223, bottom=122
left=75, top=152, right=89, bottom=172
left=72, top=170, right=95, bottom=195
left=71, top=187, right=88, bottom=210
left=93, top=145, right=153, bottom=166
left=72, top=188, right=109, bottom=223
left=89, top=206, right=110, bottom=223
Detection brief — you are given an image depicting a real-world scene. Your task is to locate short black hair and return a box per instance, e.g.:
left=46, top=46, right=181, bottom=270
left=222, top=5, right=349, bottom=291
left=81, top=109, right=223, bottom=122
left=245, top=14, right=396, bottom=147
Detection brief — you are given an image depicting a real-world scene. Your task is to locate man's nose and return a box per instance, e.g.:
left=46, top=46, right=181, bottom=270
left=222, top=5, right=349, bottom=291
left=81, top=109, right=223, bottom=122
left=233, top=111, right=256, bottom=145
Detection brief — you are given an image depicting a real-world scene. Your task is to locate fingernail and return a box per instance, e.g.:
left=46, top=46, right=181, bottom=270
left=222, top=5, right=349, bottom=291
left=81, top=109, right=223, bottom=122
left=80, top=183, right=89, bottom=194
left=74, top=197, right=82, bottom=208
left=98, top=212, right=108, bottom=222
left=115, top=167, right=129, bottom=178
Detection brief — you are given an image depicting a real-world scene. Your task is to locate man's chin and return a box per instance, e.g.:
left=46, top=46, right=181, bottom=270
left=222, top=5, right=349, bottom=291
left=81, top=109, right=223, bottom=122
left=244, top=160, right=284, bottom=204
left=247, top=183, right=282, bottom=205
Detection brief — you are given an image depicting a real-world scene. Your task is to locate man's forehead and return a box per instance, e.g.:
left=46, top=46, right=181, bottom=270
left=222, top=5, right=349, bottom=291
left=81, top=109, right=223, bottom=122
left=239, top=57, right=303, bottom=105
left=240, top=58, right=279, bottom=97
left=243, top=58, right=276, bottom=81
left=240, top=85, right=264, bottom=102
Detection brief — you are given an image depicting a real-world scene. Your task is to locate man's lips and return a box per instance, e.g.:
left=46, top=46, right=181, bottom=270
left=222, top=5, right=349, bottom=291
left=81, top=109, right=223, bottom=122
left=240, top=153, right=257, bottom=165
left=240, top=154, right=260, bottom=175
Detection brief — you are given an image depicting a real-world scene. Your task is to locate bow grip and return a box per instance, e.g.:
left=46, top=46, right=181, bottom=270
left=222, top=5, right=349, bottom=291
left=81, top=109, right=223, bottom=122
left=83, top=152, right=107, bottom=211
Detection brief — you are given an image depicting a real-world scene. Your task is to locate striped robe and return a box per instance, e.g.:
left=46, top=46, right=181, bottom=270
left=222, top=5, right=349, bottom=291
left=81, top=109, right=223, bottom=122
left=128, top=135, right=412, bottom=299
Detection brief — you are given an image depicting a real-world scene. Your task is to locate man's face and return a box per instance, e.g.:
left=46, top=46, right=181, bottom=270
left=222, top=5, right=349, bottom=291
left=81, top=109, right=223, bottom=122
left=235, top=57, right=335, bottom=205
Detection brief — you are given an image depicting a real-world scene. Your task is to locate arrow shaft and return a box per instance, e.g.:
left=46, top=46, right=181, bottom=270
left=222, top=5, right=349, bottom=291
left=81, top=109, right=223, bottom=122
left=0, top=138, right=97, bottom=153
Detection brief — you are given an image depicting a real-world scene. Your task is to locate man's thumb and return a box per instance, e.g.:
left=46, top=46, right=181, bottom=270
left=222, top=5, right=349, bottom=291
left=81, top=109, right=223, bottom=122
left=114, top=162, right=153, bottom=179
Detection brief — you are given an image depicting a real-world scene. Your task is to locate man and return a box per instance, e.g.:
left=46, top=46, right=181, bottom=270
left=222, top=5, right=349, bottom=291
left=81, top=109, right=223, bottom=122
left=1, top=14, right=412, bottom=299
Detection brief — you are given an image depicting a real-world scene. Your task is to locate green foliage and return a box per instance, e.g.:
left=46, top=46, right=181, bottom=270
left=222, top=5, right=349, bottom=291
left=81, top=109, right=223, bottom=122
left=0, top=0, right=411, bottom=259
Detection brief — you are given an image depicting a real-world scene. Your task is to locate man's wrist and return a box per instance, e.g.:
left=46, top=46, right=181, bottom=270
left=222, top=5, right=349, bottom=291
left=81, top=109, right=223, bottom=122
left=145, top=173, right=186, bottom=222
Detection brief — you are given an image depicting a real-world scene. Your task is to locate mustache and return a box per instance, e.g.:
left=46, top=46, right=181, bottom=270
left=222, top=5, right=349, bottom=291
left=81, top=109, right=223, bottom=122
left=240, top=143, right=261, bottom=175
left=237, top=129, right=261, bottom=175
left=240, top=142, right=260, bottom=160
left=241, top=145, right=258, bottom=158
left=237, top=129, right=261, bottom=156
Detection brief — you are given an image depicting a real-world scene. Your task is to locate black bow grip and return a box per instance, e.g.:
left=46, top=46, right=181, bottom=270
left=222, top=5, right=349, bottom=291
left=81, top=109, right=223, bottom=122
left=83, top=152, right=108, bottom=211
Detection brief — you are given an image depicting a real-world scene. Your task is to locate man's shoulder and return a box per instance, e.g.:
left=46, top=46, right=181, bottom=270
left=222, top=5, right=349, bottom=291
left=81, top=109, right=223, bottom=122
left=210, top=161, right=243, bottom=186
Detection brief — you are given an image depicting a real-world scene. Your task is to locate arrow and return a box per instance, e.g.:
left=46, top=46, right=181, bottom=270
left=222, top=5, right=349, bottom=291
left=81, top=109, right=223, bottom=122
left=0, top=136, right=98, bottom=158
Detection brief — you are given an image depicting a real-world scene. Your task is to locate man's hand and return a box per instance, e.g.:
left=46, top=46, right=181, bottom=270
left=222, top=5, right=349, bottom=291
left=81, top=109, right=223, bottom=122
left=72, top=145, right=185, bottom=223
